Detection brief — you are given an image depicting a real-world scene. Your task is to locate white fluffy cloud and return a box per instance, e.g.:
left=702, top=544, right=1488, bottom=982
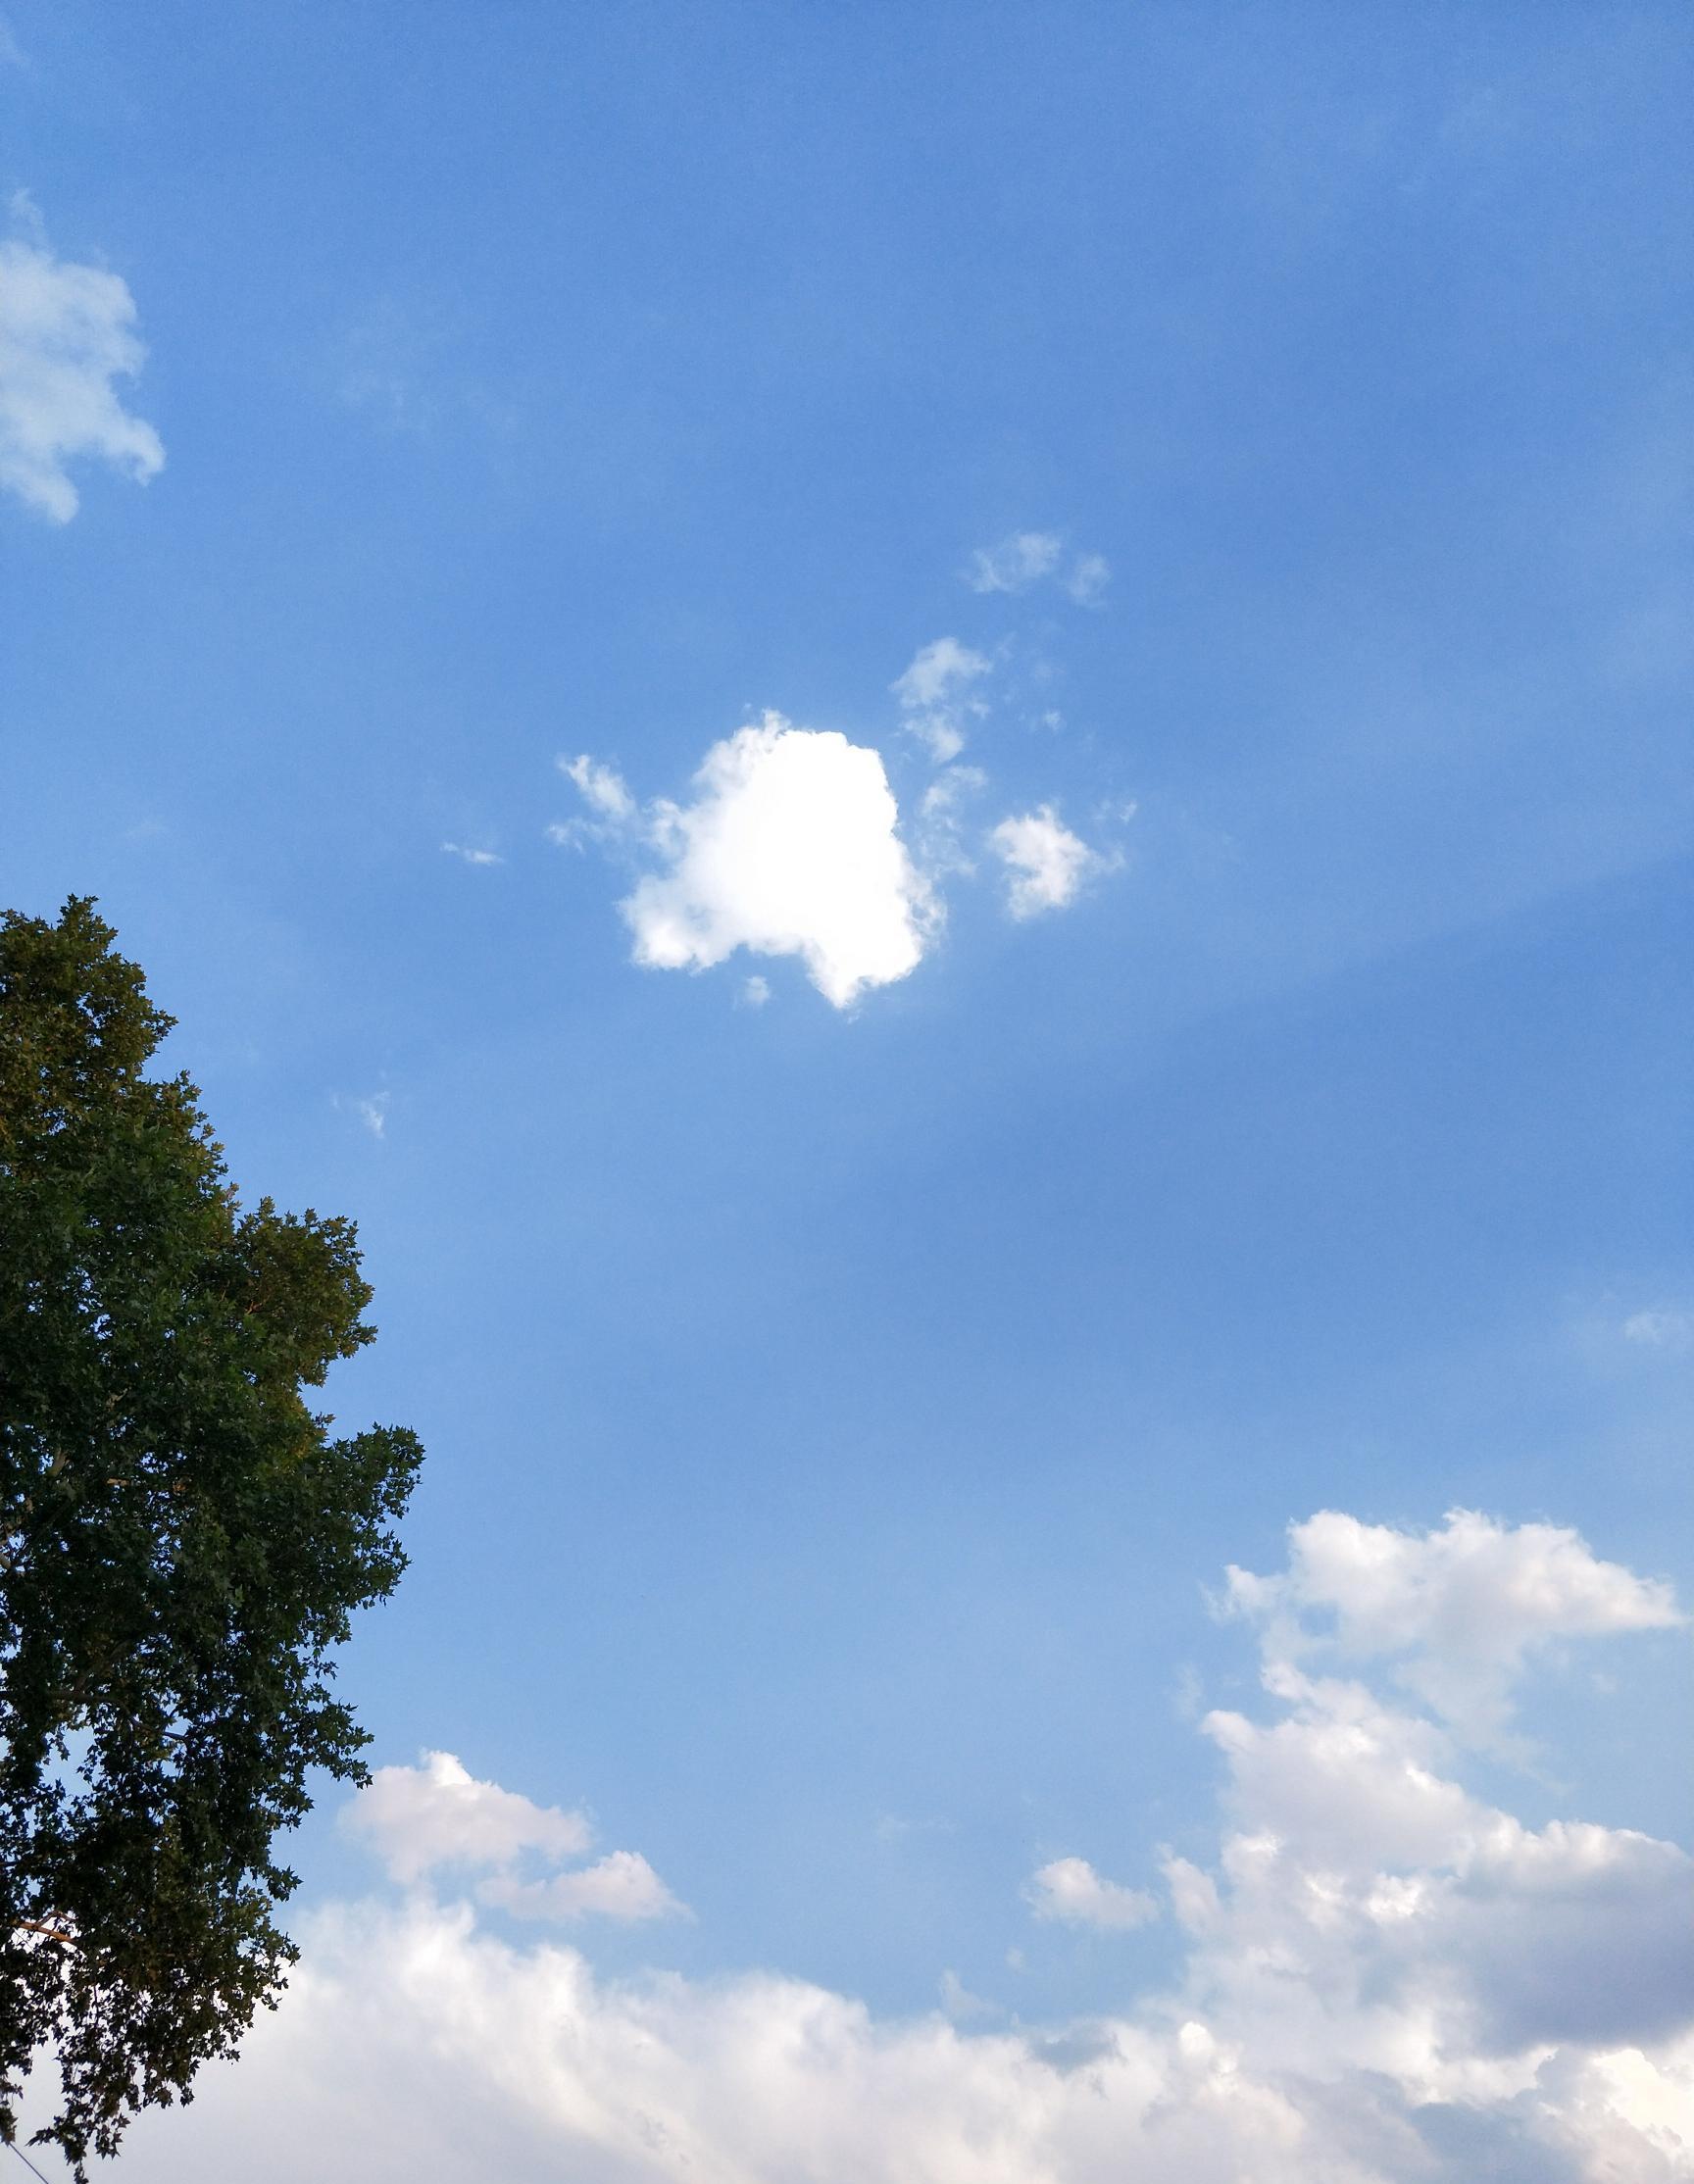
left=342, top=1751, right=683, bottom=1926
left=101, top=1511, right=1694, bottom=2184
left=551, top=596, right=1128, bottom=1001
left=482, top=1851, right=685, bottom=1926
left=1222, top=1508, right=1686, bottom=1750
left=990, top=805, right=1106, bottom=918
left=569, top=714, right=937, bottom=1008
left=892, top=637, right=992, bottom=763
left=1023, top=1857, right=1159, bottom=1932
left=0, top=220, right=165, bottom=521
left=344, top=1750, right=593, bottom=1884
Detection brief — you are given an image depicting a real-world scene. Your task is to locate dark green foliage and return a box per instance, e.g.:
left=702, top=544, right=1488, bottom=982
left=0, top=900, right=423, bottom=2173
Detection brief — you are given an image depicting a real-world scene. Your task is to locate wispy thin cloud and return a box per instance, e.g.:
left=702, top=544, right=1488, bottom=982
left=1622, top=1308, right=1694, bottom=1353
left=965, top=530, right=1110, bottom=605
left=891, top=636, right=991, bottom=763
left=966, top=530, right=1064, bottom=595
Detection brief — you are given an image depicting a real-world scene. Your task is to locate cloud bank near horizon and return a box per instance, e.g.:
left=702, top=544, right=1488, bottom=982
left=109, top=1506, right=1692, bottom=2184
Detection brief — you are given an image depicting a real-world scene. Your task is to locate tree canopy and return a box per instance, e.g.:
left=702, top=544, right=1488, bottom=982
left=0, top=899, right=423, bottom=2174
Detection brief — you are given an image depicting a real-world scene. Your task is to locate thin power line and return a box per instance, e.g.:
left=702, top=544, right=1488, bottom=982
left=6, top=2139, right=57, bottom=2184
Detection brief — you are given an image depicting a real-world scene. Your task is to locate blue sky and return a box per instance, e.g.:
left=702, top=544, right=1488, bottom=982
left=3, top=7, right=1692, bottom=2177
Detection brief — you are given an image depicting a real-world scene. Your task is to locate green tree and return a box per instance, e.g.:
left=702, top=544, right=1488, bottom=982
left=0, top=899, right=423, bottom=2174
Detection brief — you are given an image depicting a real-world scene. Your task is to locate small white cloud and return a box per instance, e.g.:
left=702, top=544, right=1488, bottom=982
left=482, top=1851, right=686, bottom=1926
left=739, top=974, right=772, bottom=1009
left=1622, top=1309, right=1694, bottom=1352
left=357, top=1093, right=389, bottom=1140
left=441, top=842, right=503, bottom=867
left=966, top=531, right=1109, bottom=606
left=1065, top=553, right=1111, bottom=606
left=343, top=1751, right=593, bottom=1885
left=0, top=219, right=165, bottom=521
left=1024, top=1857, right=1159, bottom=1933
left=989, top=805, right=1106, bottom=918
left=560, top=754, right=636, bottom=823
left=966, top=530, right=1064, bottom=595
left=620, top=715, right=936, bottom=1009
left=891, top=637, right=991, bottom=763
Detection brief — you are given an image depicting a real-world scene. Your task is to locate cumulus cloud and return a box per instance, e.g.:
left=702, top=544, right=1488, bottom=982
left=1221, top=1508, right=1686, bottom=1751
left=102, top=1510, right=1694, bottom=2184
left=891, top=636, right=992, bottom=763
left=0, top=215, right=165, bottom=521
left=989, top=805, right=1108, bottom=918
left=441, top=841, right=503, bottom=866
left=482, top=1852, right=686, bottom=1926
left=1023, top=1857, right=1159, bottom=1932
left=548, top=593, right=1129, bottom=1004
left=343, top=1753, right=686, bottom=1930
left=344, top=1751, right=593, bottom=1885
left=582, top=714, right=936, bottom=1008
